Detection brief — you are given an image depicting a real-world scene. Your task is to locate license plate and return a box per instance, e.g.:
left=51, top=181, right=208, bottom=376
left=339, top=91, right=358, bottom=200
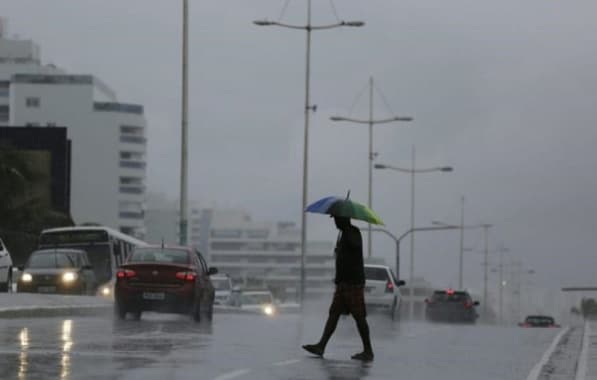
left=38, top=286, right=56, bottom=293
left=142, top=292, right=165, bottom=300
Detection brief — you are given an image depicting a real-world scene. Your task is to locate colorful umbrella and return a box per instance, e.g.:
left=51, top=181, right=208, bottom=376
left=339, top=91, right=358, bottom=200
left=305, top=196, right=385, bottom=225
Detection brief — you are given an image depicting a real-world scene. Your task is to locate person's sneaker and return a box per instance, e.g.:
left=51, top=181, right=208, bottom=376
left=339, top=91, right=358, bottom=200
left=351, top=351, right=374, bottom=362
left=302, top=344, right=324, bottom=357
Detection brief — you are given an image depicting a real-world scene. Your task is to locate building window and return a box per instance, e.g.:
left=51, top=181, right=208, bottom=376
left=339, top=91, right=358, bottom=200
left=0, top=105, right=8, bottom=122
left=211, top=229, right=242, bottom=238
left=120, top=176, right=143, bottom=186
left=26, top=97, right=40, bottom=108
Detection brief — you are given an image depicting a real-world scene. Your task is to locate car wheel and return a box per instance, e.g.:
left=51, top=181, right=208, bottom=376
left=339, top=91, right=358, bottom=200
left=191, top=299, right=201, bottom=322
left=114, top=302, right=127, bottom=320
left=205, top=302, right=214, bottom=322
left=131, top=310, right=142, bottom=321
left=390, top=297, right=398, bottom=320
left=0, top=268, right=10, bottom=292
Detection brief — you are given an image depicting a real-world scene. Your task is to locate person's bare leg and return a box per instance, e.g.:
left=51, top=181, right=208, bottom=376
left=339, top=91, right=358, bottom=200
left=351, top=315, right=374, bottom=361
left=303, top=312, right=341, bottom=356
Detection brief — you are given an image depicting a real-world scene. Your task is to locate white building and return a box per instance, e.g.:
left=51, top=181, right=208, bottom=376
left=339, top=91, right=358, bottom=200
left=205, top=209, right=335, bottom=300
left=145, top=193, right=203, bottom=247
left=0, top=21, right=147, bottom=237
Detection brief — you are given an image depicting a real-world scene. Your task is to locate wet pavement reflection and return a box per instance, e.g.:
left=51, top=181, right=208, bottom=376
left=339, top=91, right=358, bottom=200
left=0, top=312, right=560, bottom=380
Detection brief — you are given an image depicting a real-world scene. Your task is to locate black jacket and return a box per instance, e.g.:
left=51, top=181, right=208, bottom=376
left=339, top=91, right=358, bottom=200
left=334, top=225, right=365, bottom=285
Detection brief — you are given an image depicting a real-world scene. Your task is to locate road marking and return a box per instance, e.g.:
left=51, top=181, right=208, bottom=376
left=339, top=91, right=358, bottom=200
left=575, top=322, right=591, bottom=380
left=525, top=326, right=570, bottom=380
left=272, top=359, right=301, bottom=367
left=211, top=369, right=251, bottom=380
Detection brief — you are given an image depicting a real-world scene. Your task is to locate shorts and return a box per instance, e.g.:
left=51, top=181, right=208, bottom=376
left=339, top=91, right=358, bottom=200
left=329, top=284, right=367, bottom=318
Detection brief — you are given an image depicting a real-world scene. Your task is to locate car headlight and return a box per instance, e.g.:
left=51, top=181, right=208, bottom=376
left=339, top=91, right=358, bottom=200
left=263, top=305, right=275, bottom=316
left=62, top=272, right=78, bottom=283
left=21, top=273, right=32, bottom=283
left=101, top=286, right=111, bottom=296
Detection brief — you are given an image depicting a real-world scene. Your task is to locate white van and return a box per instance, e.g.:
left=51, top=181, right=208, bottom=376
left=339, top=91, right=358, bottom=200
left=211, top=274, right=233, bottom=305
left=364, top=264, right=405, bottom=319
left=0, top=238, right=13, bottom=292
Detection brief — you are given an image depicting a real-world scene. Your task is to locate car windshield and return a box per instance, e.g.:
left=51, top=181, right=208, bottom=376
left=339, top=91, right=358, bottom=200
left=129, top=248, right=190, bottom=264
left=364, top=267, right=388, bottom=281
left=212, top=278, right=231, bottom=291
left=27, top=251, right=78, bottom=269
left=432, top=291, right=470, bottom=303
left=241, top=293, right=273, bottom=305
left=526, top=316, right=554, bottom=324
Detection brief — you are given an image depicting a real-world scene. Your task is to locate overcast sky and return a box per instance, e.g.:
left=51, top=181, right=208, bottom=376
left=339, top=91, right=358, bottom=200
left=4, top=0, right=597, bottom=302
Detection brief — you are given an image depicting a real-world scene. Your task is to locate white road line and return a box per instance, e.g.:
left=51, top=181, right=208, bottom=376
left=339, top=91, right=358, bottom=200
left=575, top=322, right=591, bottom=380
left=526, top=326, right=570, bottom=380
left=211, top=369, right=251, bottom=380
left=272, top=359, right=301, bottom=367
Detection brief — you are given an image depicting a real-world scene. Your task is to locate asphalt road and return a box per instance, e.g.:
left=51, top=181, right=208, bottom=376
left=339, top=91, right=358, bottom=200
left=0, top=310, right=560, bottom=380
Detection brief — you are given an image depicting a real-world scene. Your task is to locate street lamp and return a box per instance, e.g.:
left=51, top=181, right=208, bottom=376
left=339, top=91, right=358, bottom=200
left=375, top=153, right=453, bottom=319
left=330, top=78, right=412, bottom=259
left=254, top=1, right=364, bottom=305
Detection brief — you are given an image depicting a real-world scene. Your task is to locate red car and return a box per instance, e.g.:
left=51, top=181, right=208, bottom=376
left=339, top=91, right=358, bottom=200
left=114, top=246, right=217, bottom=321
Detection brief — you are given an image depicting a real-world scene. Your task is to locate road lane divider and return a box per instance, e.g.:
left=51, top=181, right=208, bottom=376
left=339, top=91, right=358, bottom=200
left=211, top=369, right=251, bottom=380
left=526, top=326, right=570, bottom=380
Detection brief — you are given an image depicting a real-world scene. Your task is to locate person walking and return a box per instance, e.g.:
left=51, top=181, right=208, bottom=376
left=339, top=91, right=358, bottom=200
left=302, top=216, right=374, bottom=362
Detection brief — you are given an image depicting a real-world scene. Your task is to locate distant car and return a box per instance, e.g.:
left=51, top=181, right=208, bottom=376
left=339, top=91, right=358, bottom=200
left=114, top=246, right=217, bottom=321
left=17, top=249, right=97, bottom=295
left=364, top=264, right=405, bottom=319
left=211, top=274, right=233, bottom=305
left=519, top=315, right=560, bottom=328
left=0, top=238, right=13, bottom=292
left=238, top=290, right=277, bottom=316
left=425, top=289, right=479, bottom=323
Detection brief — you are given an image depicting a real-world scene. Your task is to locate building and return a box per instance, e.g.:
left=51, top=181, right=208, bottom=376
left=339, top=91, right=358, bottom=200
left=204, top=209, right=335, bottom=300
left=0, top=126, right=71, bottom=213
left=145, top=193, right=203, bottom=246
left=0, top=20, right=147, bottom=237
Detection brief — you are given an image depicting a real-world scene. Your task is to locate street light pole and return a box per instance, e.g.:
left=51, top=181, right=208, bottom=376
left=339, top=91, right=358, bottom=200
left=374, top=160, right=453, bottom=319
left=179, top=0, right=189, bottom=245
left=459, top=196, right=465, bottom=289
left=254, top=4, right=364, bottom=306
left=482, top=224, right=492, bottom=317
left=409, top=146, right=416, bottom=319
left=330, top=79, right=412, bottom=259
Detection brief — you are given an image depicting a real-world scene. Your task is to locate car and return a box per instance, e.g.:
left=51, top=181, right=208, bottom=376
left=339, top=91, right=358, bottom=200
left=0, top=238, right=13, bottom=292
left=519, top=315, right=560, bottom=328
left=114, top=246, right=217, bottom=321
left=211, top=274, right=233, bottom=305
left=425, top=289, right=480, bottom=323
left=237, top=290, right=277, bottom=316
left=17, top=249, right=97, bottom=295
left=364, top=264, right=406, bottom=319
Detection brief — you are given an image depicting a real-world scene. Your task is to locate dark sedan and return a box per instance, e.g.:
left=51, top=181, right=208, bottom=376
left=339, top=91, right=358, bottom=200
left=425, top=289, right=480, bottom=323
left=17, top=249, right=97, bottom=295
left=114, top=246, right=217, bottom=321
left=519, top=315, right=560, bottom=328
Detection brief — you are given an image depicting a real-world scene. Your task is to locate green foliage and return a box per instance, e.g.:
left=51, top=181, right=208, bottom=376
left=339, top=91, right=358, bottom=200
left=0, top=146, right=74, bottom=265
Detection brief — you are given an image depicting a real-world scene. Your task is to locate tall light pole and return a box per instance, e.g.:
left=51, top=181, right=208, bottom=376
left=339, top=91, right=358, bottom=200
left=481, top=223, right=493, bottom=317
left=374, top=159, right=453, bottom=319
left=330, top=77, right=412, bottom=258
left=254, top=2, right=364, bottom=305
left=179, top=0, right=189, bottom=245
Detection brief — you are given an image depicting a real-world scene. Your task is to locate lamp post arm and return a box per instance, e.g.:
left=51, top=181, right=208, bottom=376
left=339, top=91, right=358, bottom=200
left=331, top=117, right=412, bottom=125
left=261, top=21, right=355, bottom=31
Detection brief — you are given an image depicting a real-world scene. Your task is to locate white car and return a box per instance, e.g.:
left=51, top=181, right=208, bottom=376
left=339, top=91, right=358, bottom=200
left=211, top=274, right=233, bottom=305
left=238, top=290, right=277, bottom=316
left=0, top=238, right=13, bottom=292
left=364, top=264, right=405, bottom=319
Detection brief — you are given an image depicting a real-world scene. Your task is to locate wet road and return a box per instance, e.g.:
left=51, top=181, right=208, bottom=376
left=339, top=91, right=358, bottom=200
left=0, top=311, right=559, bottom=380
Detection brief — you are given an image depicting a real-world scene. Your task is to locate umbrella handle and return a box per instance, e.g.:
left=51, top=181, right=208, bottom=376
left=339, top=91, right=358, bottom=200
left=345, top=190, right=351, bottom=200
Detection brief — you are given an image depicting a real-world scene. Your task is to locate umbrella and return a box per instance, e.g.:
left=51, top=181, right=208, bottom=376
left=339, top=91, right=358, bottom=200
left=305, top=195, right=385, bottom=225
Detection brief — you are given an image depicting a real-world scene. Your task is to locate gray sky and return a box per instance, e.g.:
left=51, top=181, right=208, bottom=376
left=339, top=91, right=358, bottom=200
left=5, top=0, right=597, bottom=298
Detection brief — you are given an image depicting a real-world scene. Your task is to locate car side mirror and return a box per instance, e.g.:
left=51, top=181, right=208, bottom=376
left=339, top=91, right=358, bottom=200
left=82, top=265, right=93, bottom=270
left=208, top=267, right=218, bottom=275
left=397, top=280, right=406, bottom=286
left=473, top=301, right=480, bottom=306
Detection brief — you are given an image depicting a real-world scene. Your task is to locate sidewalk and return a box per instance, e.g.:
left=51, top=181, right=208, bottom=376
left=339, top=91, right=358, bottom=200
left=0, top=293, right=112, bottom=318
left=577, top=321, right=597, bottom=380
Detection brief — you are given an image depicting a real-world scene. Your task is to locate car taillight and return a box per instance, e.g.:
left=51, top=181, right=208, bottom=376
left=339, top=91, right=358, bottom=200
left=385, top=280, right=394, bottom=293
left=176, top=271, right=197, bottom=281
left=116, top=269, right=136, bottom=279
